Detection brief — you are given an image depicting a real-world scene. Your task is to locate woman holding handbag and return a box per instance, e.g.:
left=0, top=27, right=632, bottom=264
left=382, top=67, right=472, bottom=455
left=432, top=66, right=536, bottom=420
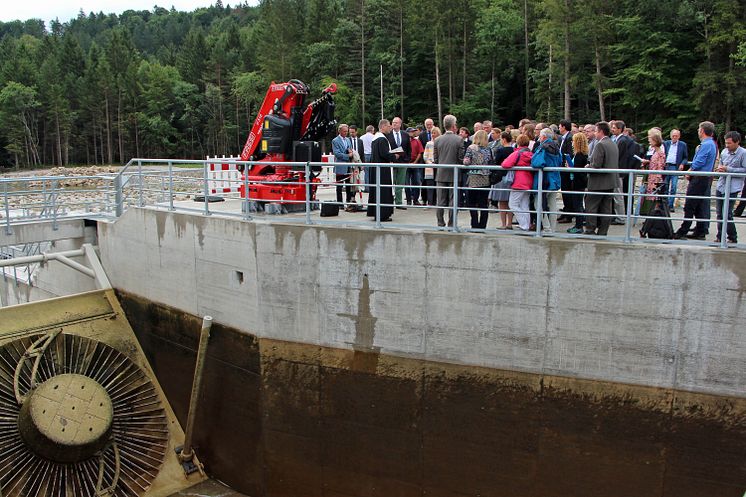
left=502, top=134, right=534, bottom=231
left=489, top=131, right=516, bottom=229
left=463, top=130, right=494, bottom=229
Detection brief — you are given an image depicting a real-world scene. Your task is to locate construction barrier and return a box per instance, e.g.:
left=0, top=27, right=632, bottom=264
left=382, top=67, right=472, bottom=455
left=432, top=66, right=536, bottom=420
left=206, top=156, right=241, bottom=194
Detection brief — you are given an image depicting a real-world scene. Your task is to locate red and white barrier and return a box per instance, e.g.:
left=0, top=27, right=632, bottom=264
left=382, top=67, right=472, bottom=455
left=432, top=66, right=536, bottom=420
left=206, top=156, right=241, bottom=194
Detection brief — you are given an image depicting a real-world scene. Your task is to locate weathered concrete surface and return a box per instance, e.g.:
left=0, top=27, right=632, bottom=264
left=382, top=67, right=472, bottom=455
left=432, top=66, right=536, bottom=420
left=1, top=220, right=98, bottom=307
left=0, top=238, right=98, bottom=307
left=121, top=293, right=746, bottom=497
left=99, top=208, right=746, bottom=398
left=0, top=219, right=87, bottom=247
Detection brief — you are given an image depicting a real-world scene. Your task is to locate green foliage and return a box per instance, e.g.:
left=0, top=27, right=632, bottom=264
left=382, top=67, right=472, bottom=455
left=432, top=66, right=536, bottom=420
left=0, top=0, right=743, bottom=168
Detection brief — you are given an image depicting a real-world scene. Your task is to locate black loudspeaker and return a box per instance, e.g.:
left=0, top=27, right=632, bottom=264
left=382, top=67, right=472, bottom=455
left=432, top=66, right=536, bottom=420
left=261, top=115, right=292, bottom=154
left=320, top=202, right=339, bottom=217
left=293, top=141, right=322, bottom=172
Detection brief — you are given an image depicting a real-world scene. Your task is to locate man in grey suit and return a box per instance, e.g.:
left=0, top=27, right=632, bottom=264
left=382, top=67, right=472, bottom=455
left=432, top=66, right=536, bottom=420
left=433, top=114, right=463, bottom=227
left=584, top=121, right=619, bottom=236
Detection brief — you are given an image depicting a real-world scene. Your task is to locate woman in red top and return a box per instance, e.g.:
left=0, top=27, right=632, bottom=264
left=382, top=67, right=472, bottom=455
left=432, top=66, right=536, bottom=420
left=502, top=134, right=534, bottom=230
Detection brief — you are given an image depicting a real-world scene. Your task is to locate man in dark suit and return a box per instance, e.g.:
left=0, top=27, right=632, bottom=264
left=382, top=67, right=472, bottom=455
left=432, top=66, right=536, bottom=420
left=367, top=119, right=400, bottom=222
left=434, top=114, right=464, bottom=228
left=419, top=118, right=435, bottom=149
left=418, top=118, right=435, bottom=205
left=344, top=125, right=365, bottom=210
left=348, top=125, right=365, bottom=162
left=386, top=116, right=411, bottom=209
left=557, top=119, right=575, bottom=223
left=611, top=120, right=635, bottom=221
left=662, top=129, right=688, bottom=211
left=585, top=121, right=619, bottom=236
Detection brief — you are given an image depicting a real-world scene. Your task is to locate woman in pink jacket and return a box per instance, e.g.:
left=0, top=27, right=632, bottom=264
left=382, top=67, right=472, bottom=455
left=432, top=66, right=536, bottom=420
left=502, top=134, right=534, bottom=230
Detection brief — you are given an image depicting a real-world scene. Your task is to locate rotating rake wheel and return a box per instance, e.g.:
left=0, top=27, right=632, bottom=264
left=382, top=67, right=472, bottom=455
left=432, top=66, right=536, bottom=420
left=0, top=332, right=169, bottom=496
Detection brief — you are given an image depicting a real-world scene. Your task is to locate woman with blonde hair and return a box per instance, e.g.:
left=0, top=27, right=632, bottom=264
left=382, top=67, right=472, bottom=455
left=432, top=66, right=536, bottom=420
left=463, top=129, right=494, bottom=229
left=641, top=128, right=665, bottom=198
left=566, top=132, right=590, bottom=234
left=421, top=127, right=441, bottom=206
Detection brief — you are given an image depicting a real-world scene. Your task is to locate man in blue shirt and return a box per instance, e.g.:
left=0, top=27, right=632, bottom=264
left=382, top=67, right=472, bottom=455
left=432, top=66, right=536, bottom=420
left=662, top=129, right=689, bottom=211
left=674, top=121, right=717, bottom=240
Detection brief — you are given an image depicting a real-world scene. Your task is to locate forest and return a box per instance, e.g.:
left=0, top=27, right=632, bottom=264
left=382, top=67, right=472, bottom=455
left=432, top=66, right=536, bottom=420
left=0, top=0, right=744, bottom=168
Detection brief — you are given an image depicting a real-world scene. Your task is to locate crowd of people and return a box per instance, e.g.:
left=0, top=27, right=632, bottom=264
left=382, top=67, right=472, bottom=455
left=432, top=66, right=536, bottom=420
left=331, top=115, right=746, bottom=243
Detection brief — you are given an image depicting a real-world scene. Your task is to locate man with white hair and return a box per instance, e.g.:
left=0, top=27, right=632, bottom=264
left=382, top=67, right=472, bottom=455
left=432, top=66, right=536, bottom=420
left=331, top=123, right=354, bottom=209
left=420, top=118, right=435, bottom=149
left=482, top=120, right=493, bottom=141
left=663, top=129, right=688, bottom=211
left=434, top=114, right=463, bottom=227
left=584, top=124, right=597, bottom=159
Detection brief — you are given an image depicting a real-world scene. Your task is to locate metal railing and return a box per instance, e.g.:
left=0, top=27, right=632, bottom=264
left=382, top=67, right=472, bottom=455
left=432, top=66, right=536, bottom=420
left=2, top=159, right=744, bottom=250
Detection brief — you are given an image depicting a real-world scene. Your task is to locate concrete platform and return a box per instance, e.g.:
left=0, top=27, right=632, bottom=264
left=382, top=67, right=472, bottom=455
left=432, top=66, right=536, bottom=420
left=170, top=188, right=744, bottom=249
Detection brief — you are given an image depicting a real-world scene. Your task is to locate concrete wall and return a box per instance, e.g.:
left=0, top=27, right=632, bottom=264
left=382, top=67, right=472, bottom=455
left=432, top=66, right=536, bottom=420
left=121, top=292, right=746, bottom=497
left=1, top=237, right=97, bottom=307
left=98, top=208, right=746, bottom=398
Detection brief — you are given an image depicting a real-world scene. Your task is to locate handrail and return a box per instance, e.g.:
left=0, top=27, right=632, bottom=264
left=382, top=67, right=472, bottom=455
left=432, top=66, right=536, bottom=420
left=2, top=159, right=744, bottom=250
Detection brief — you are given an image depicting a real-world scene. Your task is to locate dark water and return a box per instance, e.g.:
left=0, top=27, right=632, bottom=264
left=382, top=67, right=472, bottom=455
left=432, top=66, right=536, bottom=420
left=121, top=292, right=746, bottom=497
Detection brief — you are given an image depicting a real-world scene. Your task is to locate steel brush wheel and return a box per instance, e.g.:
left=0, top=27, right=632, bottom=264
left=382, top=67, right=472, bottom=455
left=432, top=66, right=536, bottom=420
left=0, top=332, right=169, bottom=496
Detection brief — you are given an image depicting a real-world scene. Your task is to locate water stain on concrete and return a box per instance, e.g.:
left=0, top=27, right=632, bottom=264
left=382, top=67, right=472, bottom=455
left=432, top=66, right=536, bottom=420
left=338, top=273, right=380, bottom=373
left=717, top=249, right=746, bottom=296
left=120, top=292, right=746, bottom=497
left=172, top=212, right=188, bottom=239
left=192, top=215, right=206, bottom=249
left=155, top=210, right=166, bottom=247
left=272, top=224, right=307, bottom=256
left=424, top=231, right=465, bottom=259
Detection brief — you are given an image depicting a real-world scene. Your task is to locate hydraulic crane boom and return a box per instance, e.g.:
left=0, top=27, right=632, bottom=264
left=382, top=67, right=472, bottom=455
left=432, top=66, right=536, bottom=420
left=239, top=80, right=336, bottom=162
left=237, top=79, right=337, bottom=206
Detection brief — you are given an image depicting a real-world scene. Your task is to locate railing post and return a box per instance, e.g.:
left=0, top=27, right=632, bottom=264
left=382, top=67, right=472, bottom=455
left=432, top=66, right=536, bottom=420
left=245, top=162, right=253, bottom=222
left=375, top=164, right=382, bottom=229
left=720, top=174, right=732, bottom=249
left=305, top=162, right=312, bottom=225
left=536, top=169, right=544, bottom=236
left=114, top=174, right=123, bottom=217
left=624, top=170, right=634, bottom=243
left=3, top=182, right=11, bottom=236
left=168, top=161, right=174, bottom=211
left=51, top=179, right=58, bottom=230
left=137, top=160, right=144, bottom=207
left=451, top=165, right=459, bottom=232
left=202, top=159, right=211, bottom=216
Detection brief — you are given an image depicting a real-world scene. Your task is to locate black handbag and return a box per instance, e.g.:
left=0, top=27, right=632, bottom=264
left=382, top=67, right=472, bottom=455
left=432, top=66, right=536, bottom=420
left=320, top=202, right=339, bottom=217
left=489, top=168, right=507, bottom=185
